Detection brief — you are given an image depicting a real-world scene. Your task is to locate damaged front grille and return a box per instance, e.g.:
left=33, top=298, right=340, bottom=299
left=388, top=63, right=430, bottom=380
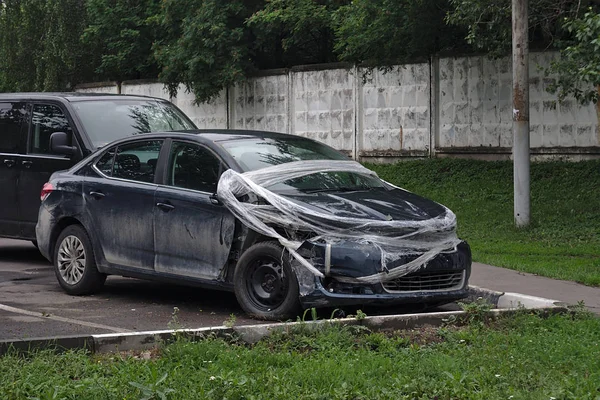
left=382, top=271, right=465, bottom=293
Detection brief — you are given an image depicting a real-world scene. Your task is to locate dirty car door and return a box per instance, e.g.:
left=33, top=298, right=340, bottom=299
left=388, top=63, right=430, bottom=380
left=154, top=141, right=235, bottom=280
left=85, top=140, right=163, bottom=270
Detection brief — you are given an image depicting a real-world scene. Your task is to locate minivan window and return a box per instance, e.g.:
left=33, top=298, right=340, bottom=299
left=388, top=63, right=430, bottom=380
left=30, top=104, right=73, bottom=155
left=0, top=102, right=26, bottom=153
left=71, top=100, right=195, bottom=149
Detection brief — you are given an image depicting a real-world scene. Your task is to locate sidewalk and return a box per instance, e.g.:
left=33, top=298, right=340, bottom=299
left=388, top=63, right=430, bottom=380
left=469, top=262, right=600, bottom=315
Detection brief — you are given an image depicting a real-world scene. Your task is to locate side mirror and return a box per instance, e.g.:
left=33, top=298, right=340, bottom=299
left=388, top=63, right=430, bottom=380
left=50, top=132, right=76, bottom=156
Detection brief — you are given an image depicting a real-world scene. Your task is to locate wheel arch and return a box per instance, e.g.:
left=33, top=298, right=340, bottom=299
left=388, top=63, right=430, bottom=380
left=49, top=217, right=97, bottom=263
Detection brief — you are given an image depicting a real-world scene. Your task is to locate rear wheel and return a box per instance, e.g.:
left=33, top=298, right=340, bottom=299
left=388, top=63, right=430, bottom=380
left=233, top=241, right=301, bottom=320
left=53, top=225, right=106, bottom=295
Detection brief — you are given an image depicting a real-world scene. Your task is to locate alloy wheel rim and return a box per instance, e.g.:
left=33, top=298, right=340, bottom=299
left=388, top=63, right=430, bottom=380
left=57, top=235, right=86, bottom=285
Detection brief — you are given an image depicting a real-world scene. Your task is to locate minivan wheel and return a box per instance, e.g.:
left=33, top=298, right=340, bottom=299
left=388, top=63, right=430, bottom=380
left=53, top=225, right=106, bottom=295
left=233, top=241, right=301, bottom=320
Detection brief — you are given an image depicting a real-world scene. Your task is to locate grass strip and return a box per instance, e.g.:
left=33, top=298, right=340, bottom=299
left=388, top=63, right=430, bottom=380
left=368, top=159, right=600, bottom=286
left=0, top=312, right=598, bottom=399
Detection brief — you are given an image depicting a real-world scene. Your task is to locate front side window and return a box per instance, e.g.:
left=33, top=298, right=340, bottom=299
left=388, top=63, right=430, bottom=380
left=30, top=104, right=74, bottom=155
left=95, top=140, right=162, bottom=183
left=0, top=102, right=26, bottom=153
left=168, top=142, right=222, bottom=193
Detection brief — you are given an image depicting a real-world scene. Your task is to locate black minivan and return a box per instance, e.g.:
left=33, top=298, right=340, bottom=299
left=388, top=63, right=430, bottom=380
left=0, top=93, right=196, bottom=242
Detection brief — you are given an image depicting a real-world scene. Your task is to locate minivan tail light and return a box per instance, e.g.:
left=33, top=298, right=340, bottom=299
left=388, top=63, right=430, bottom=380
left=41, top=182, right=54, bottom=201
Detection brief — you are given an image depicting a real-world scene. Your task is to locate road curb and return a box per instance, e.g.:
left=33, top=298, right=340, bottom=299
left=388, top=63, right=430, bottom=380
left=0, top=287, right=570, bottom=355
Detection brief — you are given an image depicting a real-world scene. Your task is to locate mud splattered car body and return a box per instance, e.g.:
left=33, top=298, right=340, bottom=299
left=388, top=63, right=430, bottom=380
left=36, top=130, right=471, bottom=320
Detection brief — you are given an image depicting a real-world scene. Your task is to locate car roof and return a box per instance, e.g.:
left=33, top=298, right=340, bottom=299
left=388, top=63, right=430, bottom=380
left=0, top=92, right=167, bottom=102
left=190, top=129, right=303, bottom=142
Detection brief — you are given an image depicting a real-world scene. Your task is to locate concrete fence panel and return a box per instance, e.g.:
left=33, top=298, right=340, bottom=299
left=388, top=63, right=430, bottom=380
left=76, top=51, right=600, bottom=160
left=436, top=52, right=599, bottom=158
left=358, top=64, right=431, bottom=160
left=75, top=82, right=119, bottom=94
left=231, top=74, right=288, bottom=133
left=291, top=68, right=356, bottom=155
left=171, top=86, right=228, bottom=129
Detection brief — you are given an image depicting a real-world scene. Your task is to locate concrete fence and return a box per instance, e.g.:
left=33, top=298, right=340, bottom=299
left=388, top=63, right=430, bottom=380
left=76, top=52, right=600, bottom=161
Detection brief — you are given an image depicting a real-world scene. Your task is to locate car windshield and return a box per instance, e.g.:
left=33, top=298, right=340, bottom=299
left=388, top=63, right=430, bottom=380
left=220, top=137, right=385, bottom=192
left=71, top=99, right=195, bottom=148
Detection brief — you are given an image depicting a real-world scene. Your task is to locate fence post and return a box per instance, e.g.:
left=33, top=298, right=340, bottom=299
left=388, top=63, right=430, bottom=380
left=429, top=56, right=440, bottom=158
left=353, top=65, right=362, bottom=161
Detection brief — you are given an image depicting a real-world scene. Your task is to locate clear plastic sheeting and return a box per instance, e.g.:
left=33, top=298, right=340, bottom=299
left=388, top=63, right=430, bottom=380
left=216, top=160, right=461, bottom=284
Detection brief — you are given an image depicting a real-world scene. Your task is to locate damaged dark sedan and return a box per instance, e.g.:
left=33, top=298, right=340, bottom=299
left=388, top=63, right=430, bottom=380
left=36, top=130, right=471, bottom=320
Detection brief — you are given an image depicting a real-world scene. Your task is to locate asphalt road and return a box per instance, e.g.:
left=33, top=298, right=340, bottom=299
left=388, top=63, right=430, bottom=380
left=0, top=238, right=260, bottom=341
left=1, top=238, right=454, bottom=341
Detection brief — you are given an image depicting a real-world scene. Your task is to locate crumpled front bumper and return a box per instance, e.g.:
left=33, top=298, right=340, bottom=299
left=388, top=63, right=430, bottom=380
left=294, top=241, right=472, bottom=309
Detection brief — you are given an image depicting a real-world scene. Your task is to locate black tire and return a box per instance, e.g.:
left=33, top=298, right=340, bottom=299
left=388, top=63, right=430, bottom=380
left=233, top=241, right=301, bottom=320
left=53, top=225, right=106, bottom=295
left=31, top=240, right=38, bottom=249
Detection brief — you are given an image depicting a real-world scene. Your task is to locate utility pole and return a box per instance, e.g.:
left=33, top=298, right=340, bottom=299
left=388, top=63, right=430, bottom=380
left=512, top=0, right=530, bottom=227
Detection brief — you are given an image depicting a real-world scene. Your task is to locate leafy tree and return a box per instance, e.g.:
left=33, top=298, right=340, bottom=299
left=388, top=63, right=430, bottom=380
left=334, top=0, right=467, bottom=67
left=247, top=0, right=344, bottom=68
left=446, top=0, right=591, bottom=57
left=83, top=0, right=161, bottom=81
left=0, top=0, right=93, bottom=92
left=546, top=8, right=600, bottom=104
left=154, top=0, right=262, bottom=104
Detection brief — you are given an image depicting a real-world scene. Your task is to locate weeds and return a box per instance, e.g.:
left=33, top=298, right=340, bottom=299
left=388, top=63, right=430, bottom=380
left=129, top=370, right=174, bottom=400
left=223, top=314, right=237, bottom=328
left=167, top=307, right=183, bottom=331
left=458, top=297, right=493, bottom=325
left=355, top=309, right=367, bottom=321
left=1, top=313, right=598, bottom=399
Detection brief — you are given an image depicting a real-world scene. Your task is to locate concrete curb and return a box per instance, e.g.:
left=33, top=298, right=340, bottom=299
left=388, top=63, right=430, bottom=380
left=0, top=287, right=570, bottom=355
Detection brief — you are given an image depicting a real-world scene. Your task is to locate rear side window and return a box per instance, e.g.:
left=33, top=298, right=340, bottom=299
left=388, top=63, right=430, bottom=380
left=30, top=104, right=73, bottom=155
left=0, top=102, right=26, bottom=153
left=95, top=140, right=162, bottom=183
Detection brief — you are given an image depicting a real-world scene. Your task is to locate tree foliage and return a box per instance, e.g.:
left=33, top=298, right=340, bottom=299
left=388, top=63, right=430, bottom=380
left=334, top=0, right=465, bottom=66
left=247, top=0, right=342, bottom=68
left=2, top=0, right=600, bottom=106
left=0, top=0, right=93, bottom=92
left=153, top=0, right=261, bottom=104
left=547, top=8, right=600, bottom=104
left=446, top=0, right=592, bottom=57
left=83, top=0, right=161, bottom=81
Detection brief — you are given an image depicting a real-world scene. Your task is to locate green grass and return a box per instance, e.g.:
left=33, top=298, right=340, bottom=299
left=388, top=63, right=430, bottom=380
left=367, top=159, right=600, bottom=286
left=1, top=312, right=598, bottom=399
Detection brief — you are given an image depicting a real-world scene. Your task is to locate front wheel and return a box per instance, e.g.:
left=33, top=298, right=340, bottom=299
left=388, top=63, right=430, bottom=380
left=233, top=241, right=301, bottom=320
left=53, top=225, right=106, bottom=295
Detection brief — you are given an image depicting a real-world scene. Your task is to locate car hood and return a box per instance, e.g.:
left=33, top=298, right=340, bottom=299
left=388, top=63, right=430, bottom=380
left=279, top=187, right=447, bottom=221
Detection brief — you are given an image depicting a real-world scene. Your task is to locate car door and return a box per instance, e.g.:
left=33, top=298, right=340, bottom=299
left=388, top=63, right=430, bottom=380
left=84, top=139, right=163, bottom=271
left=17, top=103, right=79, bottom=239
left=154, top=140, right=235, bottom=281
left=0, top=102, right=27, bottom=238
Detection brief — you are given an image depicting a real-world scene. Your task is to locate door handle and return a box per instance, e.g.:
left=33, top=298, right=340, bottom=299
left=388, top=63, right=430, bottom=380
left=89, top=190, right=105, bottom=199
left=209, top=193, right=222, bottom=205
left=3, top=159, right=15, bottom=168
left=156, top=202, right=175, bottom=212
left=22, top=160, right=32, bottom=168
